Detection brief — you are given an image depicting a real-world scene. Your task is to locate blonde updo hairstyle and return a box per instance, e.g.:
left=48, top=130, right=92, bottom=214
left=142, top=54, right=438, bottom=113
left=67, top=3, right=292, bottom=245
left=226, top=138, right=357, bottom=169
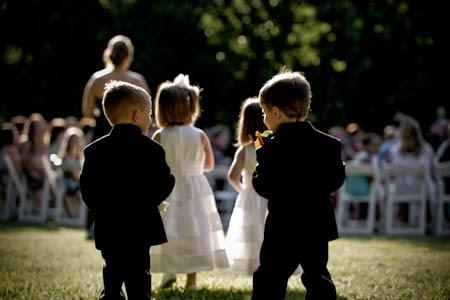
left=102, top=35, right=134, bottom=67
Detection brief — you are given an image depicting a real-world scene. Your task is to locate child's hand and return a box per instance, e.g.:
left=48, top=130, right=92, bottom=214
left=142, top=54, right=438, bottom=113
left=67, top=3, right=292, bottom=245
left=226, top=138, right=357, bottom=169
left=254, top=130, right=273, bottom=149
left=158, top=201, right=170, bottom=212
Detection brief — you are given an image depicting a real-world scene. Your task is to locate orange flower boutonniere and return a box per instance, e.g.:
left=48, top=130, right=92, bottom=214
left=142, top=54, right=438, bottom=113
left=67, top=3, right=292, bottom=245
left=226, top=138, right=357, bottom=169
left=254, top=130, right=273, bottom=149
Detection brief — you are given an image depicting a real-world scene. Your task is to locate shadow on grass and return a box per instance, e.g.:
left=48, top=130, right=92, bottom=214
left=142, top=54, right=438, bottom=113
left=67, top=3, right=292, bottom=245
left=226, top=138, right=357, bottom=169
left=155, top=287, right=348, bottom=300
left=0, top=220, right=64, bottom=232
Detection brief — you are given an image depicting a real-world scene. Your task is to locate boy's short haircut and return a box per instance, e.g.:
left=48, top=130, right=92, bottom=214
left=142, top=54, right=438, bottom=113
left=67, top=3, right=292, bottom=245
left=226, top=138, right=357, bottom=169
left=102, top=80, right=151, bottom=125
left=259, top=71, right=312, bottom=120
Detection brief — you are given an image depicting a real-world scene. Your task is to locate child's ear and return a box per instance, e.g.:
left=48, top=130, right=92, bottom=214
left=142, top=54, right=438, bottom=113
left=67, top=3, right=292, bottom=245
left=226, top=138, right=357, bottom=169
left=273, top=106, right=282, bottom=119
left=273, top=106, right=289, bottom=120
left=132, top=109, right=140, bottom=123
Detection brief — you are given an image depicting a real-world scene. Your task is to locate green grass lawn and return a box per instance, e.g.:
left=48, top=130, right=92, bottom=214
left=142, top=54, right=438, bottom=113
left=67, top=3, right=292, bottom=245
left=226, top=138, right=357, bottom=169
left=0, top=222, right=449, bottom=300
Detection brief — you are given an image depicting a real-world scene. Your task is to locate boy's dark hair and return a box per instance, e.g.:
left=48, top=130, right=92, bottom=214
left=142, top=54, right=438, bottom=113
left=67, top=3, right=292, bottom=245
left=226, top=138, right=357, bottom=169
left=102, top=80, right=150, bottom=125
left=259, top=71, right=312, bottom=120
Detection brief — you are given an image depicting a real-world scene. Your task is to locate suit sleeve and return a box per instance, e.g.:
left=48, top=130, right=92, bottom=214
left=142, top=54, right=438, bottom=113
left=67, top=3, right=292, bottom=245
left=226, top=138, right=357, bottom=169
left=252, top=143, right=279, bottom=200
left=325, top=140, right=346, bottom=193
left=79, top=148, right=96, bottom=210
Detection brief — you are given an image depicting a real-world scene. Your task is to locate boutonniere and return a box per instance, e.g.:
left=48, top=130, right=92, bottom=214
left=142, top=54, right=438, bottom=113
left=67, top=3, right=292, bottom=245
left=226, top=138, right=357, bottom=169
left=254, top=130, right=273, bottom=149
left=158, top=201, right=170, bottom=213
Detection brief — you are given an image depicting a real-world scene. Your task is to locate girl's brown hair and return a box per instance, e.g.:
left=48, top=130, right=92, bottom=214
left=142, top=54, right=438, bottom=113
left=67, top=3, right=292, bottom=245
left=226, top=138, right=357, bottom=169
left=154, top=81, right=200, bottom=128
left=58, top=127, right=85, bottom=160
left=235, top=97, right=266, bottom=146
left=399, top=116, right=425, bottom=156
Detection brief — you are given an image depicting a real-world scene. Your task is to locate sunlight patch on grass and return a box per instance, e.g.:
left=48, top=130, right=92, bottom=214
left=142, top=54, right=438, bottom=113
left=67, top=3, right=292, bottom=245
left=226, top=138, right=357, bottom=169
left=329, top=237, right=450, bottom=299
left=1, top=224, right=449, bottom=299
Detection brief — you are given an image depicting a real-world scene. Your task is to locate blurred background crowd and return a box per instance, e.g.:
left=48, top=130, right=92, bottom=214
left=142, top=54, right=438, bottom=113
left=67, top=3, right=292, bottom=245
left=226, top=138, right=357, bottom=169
left=0, top=0, right=446, bottom=235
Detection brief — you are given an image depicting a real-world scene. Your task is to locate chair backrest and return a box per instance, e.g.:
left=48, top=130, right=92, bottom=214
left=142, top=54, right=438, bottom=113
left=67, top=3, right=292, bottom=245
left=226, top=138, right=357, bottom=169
left=0, top=153, right=26, bottom=220
left=41, top=154, right=61, bottom=198
left=436, top=161, right=450, bottom=195
left=3, top=153, right=25, bottom=194
left=382, top=163, right=426, bottom=177
left=436, top=161, right=450, bottom=177
left=343, top=162, right=378, bottom=197
left=345, top=163, right=375, bottom=176
left=382, top=163, right=427, bottom=196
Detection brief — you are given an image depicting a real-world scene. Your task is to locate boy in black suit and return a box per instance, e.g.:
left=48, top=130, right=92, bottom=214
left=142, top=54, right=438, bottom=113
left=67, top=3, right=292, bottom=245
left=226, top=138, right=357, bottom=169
left=80, top=80, right=175, bottom=300
left=252, top=71, right=345, bottom=300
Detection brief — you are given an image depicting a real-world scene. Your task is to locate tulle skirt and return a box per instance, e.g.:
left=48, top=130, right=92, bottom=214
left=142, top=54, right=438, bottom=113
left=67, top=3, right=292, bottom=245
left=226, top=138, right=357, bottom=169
left=225, top=185, right=267, bottom=275
left=150, top=174, right=229, bottom=273
left=225, top=185, right=302, bottom=275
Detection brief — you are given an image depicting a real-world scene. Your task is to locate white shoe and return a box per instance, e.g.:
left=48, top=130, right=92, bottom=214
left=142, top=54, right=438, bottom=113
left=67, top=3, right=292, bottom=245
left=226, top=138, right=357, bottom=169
left=159, top=273, right=176, bottom=289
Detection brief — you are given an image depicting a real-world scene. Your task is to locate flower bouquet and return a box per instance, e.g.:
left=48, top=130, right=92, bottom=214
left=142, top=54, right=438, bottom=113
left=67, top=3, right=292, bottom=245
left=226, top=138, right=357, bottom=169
left=158, top=201, right=170, bottom=213
left=254, top=130, right=273, bottom=149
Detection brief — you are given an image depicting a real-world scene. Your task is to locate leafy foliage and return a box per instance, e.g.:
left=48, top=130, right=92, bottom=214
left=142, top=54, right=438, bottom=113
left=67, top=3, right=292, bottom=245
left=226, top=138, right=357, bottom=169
left=0, top=0, right=441, bottom=133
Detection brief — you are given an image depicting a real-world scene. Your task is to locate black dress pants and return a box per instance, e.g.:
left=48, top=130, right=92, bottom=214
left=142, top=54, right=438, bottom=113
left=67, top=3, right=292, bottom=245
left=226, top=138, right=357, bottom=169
left=252, top=236, right=336, bottom=300
left=100, top=246, right=151, bottom=300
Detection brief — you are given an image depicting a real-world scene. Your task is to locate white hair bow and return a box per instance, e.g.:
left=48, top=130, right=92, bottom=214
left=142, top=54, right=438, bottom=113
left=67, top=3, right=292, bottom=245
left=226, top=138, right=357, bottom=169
left=173, top=73, right=190, bottom=88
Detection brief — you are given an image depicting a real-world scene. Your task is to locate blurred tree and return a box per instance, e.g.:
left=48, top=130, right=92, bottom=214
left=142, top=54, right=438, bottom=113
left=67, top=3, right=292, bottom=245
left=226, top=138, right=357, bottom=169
left=0, top=0, right=441, bottom=137
left=312, top=0, right=441, bottom=132
left=198, top=0, right=441, bottom=132
left=198, top=0, right=330, bottom=127
left=0, top=0, right=111, bottom=120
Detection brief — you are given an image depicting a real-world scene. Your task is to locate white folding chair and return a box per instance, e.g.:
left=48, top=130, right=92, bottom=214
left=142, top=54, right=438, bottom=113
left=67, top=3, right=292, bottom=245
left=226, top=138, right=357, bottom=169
left=337, top=162, right=379, bottom=235
left=0, top=154, right=26, bottom=220
left=383, top=164, right=427, bottom=235
left=436, top=162, right=450, bottom=236
left=54, top=175, right=87, bottom=227
left=18, top=155, right=57, bottom=223
left=18, top=178, right=50, bottom=223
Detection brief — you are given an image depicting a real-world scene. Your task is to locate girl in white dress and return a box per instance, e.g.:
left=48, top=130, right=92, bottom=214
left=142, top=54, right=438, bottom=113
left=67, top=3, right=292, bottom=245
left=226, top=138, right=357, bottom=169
left=150, top=74, right=229, bottom=290
left=225, top=97, right=268, bottom=275
left=226, top=98, right=302, bottom=275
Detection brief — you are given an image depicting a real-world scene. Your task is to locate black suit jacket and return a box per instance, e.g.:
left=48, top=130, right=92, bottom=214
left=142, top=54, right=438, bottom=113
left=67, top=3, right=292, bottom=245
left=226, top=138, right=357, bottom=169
left=80, top=124, right=175, bottom=250
left=252, top=121, right=345, bottom=242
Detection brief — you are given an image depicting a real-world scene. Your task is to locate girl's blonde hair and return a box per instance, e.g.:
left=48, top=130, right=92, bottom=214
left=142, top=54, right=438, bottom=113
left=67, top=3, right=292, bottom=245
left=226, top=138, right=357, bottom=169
left=58, top=127, right=85, bottom=160
left=399, top=115, right=425, bottom=156
left=235, top=97, right=266, bottom=146
left=154, top=80, right=200, bottom=128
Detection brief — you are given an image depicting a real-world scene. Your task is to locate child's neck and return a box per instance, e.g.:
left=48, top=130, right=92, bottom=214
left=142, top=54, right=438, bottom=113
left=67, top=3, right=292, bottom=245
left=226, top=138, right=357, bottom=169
left=168, top=121, right=187, bottom=126
left=278, top=117, right=306, bottom=126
